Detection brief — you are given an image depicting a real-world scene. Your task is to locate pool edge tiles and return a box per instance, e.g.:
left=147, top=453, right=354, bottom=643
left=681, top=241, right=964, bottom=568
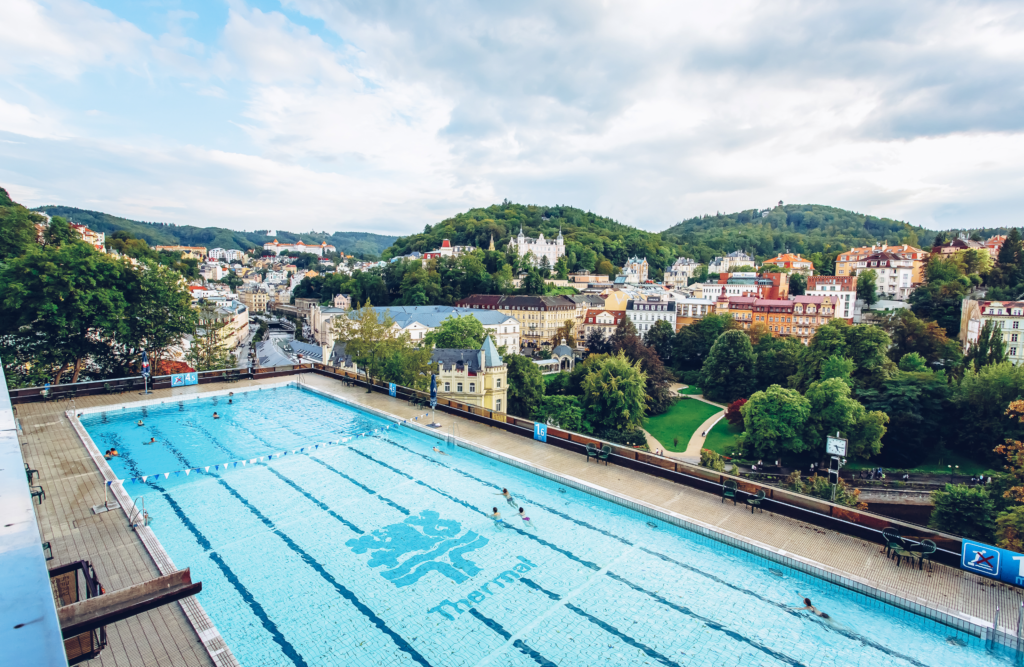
left=72, top=380, right=1013, bottom=655
left=293, top=381, right=1015, bottom=650
left=65, top=408, right=242, bottom=667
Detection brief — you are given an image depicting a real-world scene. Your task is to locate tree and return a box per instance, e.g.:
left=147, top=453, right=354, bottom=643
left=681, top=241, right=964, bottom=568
left=379, top=345, right=434, bottom=390
left=958, top=362, right=1024, bottom=462
left=505, top=354, right=546, bottom=418
left=672, top=313, right=735, bottom=373
left=790, top=319, right=893, bottom=392
left=999, top=228, right=1022, bottom=268
left=610, top=318, right=674, bottom=415
left=0, top=243, right=129, bottom=383
left=539, top=255, right=551, bottom=278
left=334, top=301, right=411, bottom=392
left=897, top=352, right=928, bottom=372
left=537, top=395, right=584, bottom=431
left=219, top=272, right=243, bottom=291
left=741, top=385, right=811, bottom=458
left=929, top=484, right=996, bottom=542
left=700, top=449, right=726, bottom=472
left=644, top=320, right=675, bottom=366
left=804, top=378, right=888, bottom=460
left=820, top=355, right=854, bottom=385
left=186, top=304, right=237, bottom=371
left=861, top=367, right=952, bottom=468
left=962, top=248, right=993, bottom=276
left=699, top=330, right=756, bottom=403
left=856, top=270, right=878, bottom=306
left=42, top=216, right=80, bottom=247
left=752, top=335, right=801, bottom=391
left=965, top=319, right=1008, bottom=370
left=789, top=320, right=850, bottom=391
left=788, top=272, right=806, bottom=296
left=554, top=255, right=569, bottom=280
left=585, top=328, right=611, bottom=355
left=521, top=268, right=544, bottom=294
left=553, top=318, right=576, bottom=348
left=746, top=321, right=772, bottom=345
left=909, top=279, right=969, bottom=337
left=596, top=259, right=615, bottom=277
left=580, top=351, right=648, bottom=433
left=878, top=309, right=960, bottom=367
left=0, top=194, right=42, bottom=261
left=996, top=507, right=1024, bottom=552
left=725, top=398, right=747, bottom=426
left=424, top=314, right=487, bottom=349
left=994, top=401, right=1024, bottom=504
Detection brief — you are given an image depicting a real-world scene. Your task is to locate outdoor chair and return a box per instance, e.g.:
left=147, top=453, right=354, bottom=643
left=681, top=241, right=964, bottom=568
left=881, top=527, right=902, bottom=558
left=598, top=445, right=611, bottom=465
left=25, top=463, right=38, bottom=484
left=746, top=489, right=766, bottom=513
left=586, top=444, right=599, bottom=462
left=722, top=480, right=738, bottom=505
left=916, top=539, right=937, bottom=571
left=30, top=485, right=45, bottom=505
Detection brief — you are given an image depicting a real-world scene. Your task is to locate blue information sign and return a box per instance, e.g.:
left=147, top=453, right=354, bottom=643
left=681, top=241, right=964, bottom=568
left=962, top=539, right=1024, bottom=586
left=534, top=423, right=547, bottom=443
left=171, top=374, right=185, bottom=387
left=184, top=373, right=198, bottom=386
left=389, top=382, right=397, bottom=397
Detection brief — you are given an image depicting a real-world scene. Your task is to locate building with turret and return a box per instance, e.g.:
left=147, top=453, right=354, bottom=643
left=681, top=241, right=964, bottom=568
left=263, top=239, right=336, bottom=257
left=508, top=226, right=565, bottom=267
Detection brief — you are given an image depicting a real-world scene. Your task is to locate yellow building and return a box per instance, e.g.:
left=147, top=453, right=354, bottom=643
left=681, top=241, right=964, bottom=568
left=835, top=244, right=928, bottom=284
left=455, top=295, right=576, bottom=351
left=600, top=290, right=631, bottom=312
left=238, top=290, right=269, bottom=314
left=155, top=245, right=208, bottom=260
left=432, top=337, right=508, bottom=413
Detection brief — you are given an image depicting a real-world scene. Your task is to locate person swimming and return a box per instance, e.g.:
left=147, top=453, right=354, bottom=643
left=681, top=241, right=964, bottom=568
left=497, top=488, right=517, bottom=507
left=518, top=507, right=536, bottom=529
left=432, top=446, right=450, bottom=456
left=228, top=399, right=233, bottom=404
left=143, top=437, right=156, bottom=444
left=136, top=420, right=144, bottom=426
left=213, top=412, right=220, bottom=419
left=104, top=448, right=120, bottom=460
left=793, top=598, right=830, bottom=619
left=489, top=507, right=505, bottom=528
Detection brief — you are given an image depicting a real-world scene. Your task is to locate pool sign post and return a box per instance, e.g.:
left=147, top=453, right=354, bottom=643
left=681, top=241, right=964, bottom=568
left=961, top=539, right=1024, bottom=586
left=825, top=432, right=848, bottom=502
left=389, top=382, right=397, bottom=397
left=428, top=373, right=441, bottom=428
left=140, top=350, right=152, bottom=395
left=534, top=423, right=548, bottom=443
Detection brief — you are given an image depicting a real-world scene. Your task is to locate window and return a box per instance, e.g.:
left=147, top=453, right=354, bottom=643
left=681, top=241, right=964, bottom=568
left=1013, top=334, right=1019, bottom=343
left=1015, top=321, right=1020, bottom=329
left=496, top=399, right=502, bottom=412
left=469, top=383, right=475, bottom=392
left=496, top=378, right=501, bottom=388
left=1013, top=348, right=1019, bottom=357
left=444, top=382, right=450, bottom=392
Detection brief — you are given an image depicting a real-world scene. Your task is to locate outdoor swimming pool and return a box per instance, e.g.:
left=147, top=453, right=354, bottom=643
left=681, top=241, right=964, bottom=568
left=81, top=385, right=1009, bottom=667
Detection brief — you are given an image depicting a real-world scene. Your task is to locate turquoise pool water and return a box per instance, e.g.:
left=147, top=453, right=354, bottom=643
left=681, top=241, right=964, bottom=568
left=82, top=386, right=1009, bottom=667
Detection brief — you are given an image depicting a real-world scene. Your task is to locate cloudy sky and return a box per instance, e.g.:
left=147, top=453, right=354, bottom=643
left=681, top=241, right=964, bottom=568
left=1, top=0, right=1022, bottom=235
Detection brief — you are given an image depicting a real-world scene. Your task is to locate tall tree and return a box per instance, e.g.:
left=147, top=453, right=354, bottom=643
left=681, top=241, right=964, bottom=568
left=672, top=313, right=735, bottom=373
left=580, top=351, right=648, bottom=433
left=878, top=309, right=959, bottom=367
left=856, top=269, right=878, bottom=306
left=186, top=304, right=238, bottom=372
left=753, top=335, right=802, bottom=391
left=699, top=330, right=756, bottom=403
left=929, top=484, right=996, bottom=542
left=965, top=319, right=1008, bottom=370
left=644, top=319, right=675, bottom=365
left=42, top=216, right=80, bottom=248
left=423, top=314, right=487, bottom=349
left=861, top=366, right=952, bottom=467
left=956, top=362, right=1024, bottom=462
left=741, top=385, right=812, bottom=458
left=505, top=354, right=546, bottom=418
left=585, top=328, right=611, bottom=355
left=334, top=301, right=411, bottom=392
left=552, top=318, right=576, bottom=347
left=788, top=272, right=806, bottom=296
left=0, top=192, right=43, bottom=261
left=612, top=323, right=674, bottom=415
left=804, top=378, right=888, bottom=459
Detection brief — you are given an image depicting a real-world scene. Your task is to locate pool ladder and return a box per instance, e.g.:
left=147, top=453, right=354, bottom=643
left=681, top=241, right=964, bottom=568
left=446, top=422, right=461, bottom=450
left=127, top=496, right=150, bottom=530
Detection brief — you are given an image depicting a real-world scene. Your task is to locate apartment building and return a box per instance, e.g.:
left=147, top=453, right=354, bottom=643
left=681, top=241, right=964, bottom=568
left=155, top=245, right=207, bottom=260
left=663, top=257, right=701, bottom=290
left=582, top=309, right=626, bottom=341
left=431, top=337, right=508, bottom=413
left=708, top=250, right=755, bottom=274
left=806, top=275, right=856, bottom=321
left=791, top=295, right=836, bottom=344
left=853, top=251, right=915, bottom=300
left=960, top=300, right=1024, bottom=365
left=625, top=295, right=676, bottom=335
left=835, top=244, right=928, bottom=284
left=238, top=289, right=269, bottom=314
left=456, top=295, right=576, bottom=349
left=763, top=253, right=814, bottom=276
left=674, top=297, right=717, bottom=330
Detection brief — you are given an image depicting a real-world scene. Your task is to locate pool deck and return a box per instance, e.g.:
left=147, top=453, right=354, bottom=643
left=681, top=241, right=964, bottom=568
left=15, top=373, right=1022, bottom=666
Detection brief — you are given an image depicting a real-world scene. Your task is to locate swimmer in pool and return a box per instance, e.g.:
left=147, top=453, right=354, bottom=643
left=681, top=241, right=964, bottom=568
left=432, top=446, right=449, bottom=456
left=213, top=412, right=220, bottom=419
left=489, top=507, right=505, bottom=529
left=496, top=488, right=517, bottom=507
left=143, top=437, right=156, bottom=444
left=518, top=507, right=536, bottom=529
left=793, top=598, right=830, bottom=620
left=136, top=420, right=144, bottom=426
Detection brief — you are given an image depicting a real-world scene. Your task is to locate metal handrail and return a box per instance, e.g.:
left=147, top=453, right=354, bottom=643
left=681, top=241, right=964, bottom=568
left=126, top=496, right=148, bottom=529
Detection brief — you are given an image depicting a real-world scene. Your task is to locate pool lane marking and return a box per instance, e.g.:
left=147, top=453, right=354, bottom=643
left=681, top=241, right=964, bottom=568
left=262, top=466, right=365, bottom=534
left=471, top=546, right=637, bottom=667
left=214, top=478, right=434, bottom=667
left=306, top=455, right=410, bottom=515
left=467, top=609, right=558, bottom=667
left=113, top=449, right=309, bottom=667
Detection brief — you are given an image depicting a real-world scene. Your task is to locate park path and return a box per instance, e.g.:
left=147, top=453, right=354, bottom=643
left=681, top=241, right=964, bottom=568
left=643, top=384, right=727, bottom=462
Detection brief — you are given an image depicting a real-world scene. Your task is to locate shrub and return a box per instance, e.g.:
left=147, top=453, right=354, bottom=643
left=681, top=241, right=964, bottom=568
left=700, top=449, right=725, bottom=472
left=726, top=398, right=747, bottom=426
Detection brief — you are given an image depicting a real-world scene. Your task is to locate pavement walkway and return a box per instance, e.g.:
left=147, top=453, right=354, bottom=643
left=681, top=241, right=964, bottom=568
left=16, top=372, right=1022, bottom=664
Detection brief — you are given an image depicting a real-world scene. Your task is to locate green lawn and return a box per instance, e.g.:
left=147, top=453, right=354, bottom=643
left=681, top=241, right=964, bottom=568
left=645, top=399, right=722, bottom=452
left=677, top=385, right=702, bottom=395
left=703, top=418, right=744, bottom=457
left=844, top=449, right=991, bottom=476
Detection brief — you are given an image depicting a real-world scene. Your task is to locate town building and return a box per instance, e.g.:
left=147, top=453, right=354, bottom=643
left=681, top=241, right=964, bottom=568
left=265, top=270, right=288, bottom=284
left=568, top=272, right=610, bottom=285
left=263, top=239, right=336, bottom=257
left=663, top=257, right=701, bottom=289
left=806, top=275, right=856, bottom=321
left=931, top=235, right=986, bottom=257
left=155, top=245, right=207, bottom=259
left=960, top=300, right=1024, bottom=365
left=207, top=248, right=245, bottom=261
left=986, top=235, right=1007, bottom=259
left=205, top=299, right=249, bottom=349
left=791, top=295, right=836, bottom=344
left=333, top=293, right=352, bottom=309
left=762, top=253, right=814, bottom=276
left=238, top=289, right=269, bottom=314
left=430, top=337, right=508, bottom=413
left=718, top=294, right=836, bottom=345
left=751, top=299, right=795, bottom=337
left=311, top=304, right=521, bottom=351
left=835, top=244, right=929, bottom=284
left=708, top=250, right=755, bottom=274
left=625, top=295, right=676, bottom=335
left=853, top=251, right=915, bottom=300
left=422, top=239, right=477, bottom=259
left=723, top=296, right=756, bottom=330
left=70, top=222, right=106, bottom=253
left=623, top=256, right=650, bottom=282
left=455, top=295, right=575, bottom=350
left=507, top=226, right=565, bottom=267
left=674, top=297, right=717, bottom=330
left=691, top=271, right=788, bottom=300
left=582, top=309, right=627, bottom=341
left=600, top=289, right=631, bottom=312
left=200, top=264, right=227, bottom=281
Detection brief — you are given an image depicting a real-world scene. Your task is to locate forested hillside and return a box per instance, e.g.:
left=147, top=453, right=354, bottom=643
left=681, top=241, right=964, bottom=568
left=33, top=205, right=396, bottom=258
left=661, top=204, right=935, bottom=263
left=383, top=202, right=687, bottom=275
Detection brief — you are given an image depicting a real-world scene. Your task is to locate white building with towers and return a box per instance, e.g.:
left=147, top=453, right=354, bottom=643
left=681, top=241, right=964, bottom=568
left=508, top=226, right=566, bottom=267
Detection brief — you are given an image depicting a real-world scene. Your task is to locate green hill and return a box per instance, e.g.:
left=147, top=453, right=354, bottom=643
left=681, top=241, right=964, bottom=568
left=33, top=205, right=397, bottom=258
left=661, top=204, right=936, bottom=263
left=384, top=202, right=687, bottom=274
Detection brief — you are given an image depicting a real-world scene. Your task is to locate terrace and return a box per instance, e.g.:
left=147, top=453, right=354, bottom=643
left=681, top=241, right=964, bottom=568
left=8, top=370, right=1023, bottom=665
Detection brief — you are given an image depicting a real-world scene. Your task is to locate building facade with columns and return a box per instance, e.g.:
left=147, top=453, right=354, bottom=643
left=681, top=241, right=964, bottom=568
left=508, top=227, right=565, bottom=267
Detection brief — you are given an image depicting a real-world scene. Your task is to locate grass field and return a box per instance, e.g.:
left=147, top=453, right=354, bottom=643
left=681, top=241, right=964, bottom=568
left=676, top=385, right=703, bottom=395
left=703, top=418, right=744, bottom=457
left=645, top=399, right=722, bottom=452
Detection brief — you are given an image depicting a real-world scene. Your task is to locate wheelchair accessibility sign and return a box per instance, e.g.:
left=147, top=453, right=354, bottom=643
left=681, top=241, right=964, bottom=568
left=962, top=539, right=1024, bottom=585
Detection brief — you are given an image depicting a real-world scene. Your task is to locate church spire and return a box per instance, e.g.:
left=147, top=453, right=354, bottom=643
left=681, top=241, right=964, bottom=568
left=488, top=234, right=495, bottom=251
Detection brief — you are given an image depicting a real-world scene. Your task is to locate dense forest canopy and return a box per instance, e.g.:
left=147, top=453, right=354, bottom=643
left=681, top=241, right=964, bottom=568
left=33, top=205, right=397, bottom=258
left=660, top=204, right=937, bottom=264
left=383, top=202, right=686, bottom=274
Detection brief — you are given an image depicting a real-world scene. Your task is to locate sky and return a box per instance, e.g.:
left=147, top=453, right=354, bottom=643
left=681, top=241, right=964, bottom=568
left=1, top=0, right=1023, bottom=235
